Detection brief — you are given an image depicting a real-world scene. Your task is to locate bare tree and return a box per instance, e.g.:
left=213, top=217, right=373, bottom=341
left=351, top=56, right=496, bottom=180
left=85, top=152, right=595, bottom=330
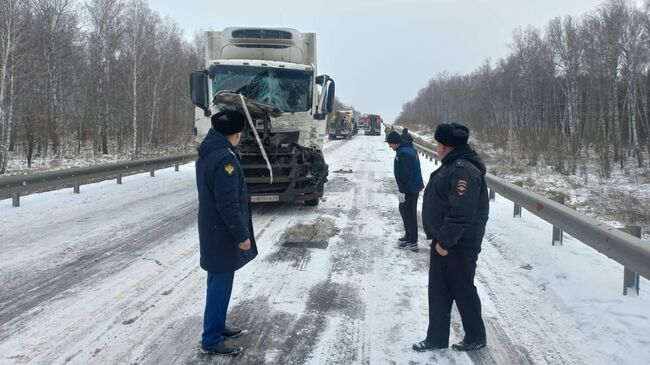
left=396, top=0, right=650, bottom=179
left=123, top=0, right=156, bottom=157
left=0, top=0, right=28, bottom=173
left=85, top=0, right=125, bottom=155
left=0, top=0, right=203, bottom=174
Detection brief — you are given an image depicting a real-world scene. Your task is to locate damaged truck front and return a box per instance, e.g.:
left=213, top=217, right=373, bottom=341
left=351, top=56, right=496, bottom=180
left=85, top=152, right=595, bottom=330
left=189, top=28, right=335, bottom=206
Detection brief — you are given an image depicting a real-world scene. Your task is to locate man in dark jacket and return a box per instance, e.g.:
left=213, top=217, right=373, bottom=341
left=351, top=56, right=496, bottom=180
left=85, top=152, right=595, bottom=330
left=401, top=128, right=414, bottom=146
left=196, top=110, right=258, bottom=356
left=387, top=131, right=424, bottom=251
left=413, top=122, right=489, bottom=353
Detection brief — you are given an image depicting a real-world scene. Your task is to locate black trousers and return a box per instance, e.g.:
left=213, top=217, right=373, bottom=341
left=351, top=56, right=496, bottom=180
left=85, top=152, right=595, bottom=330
left=426, top=245, right=486, bottom=346
left=398, top=192, right=419, bottom=243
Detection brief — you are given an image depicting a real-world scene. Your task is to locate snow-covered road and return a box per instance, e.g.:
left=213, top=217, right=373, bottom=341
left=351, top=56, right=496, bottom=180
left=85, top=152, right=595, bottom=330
left=1, top=135, right=648, bottom=365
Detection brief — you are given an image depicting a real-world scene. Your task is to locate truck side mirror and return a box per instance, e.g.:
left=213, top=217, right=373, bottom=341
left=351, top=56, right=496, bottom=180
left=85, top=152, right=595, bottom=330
left=314, top=75, right=335, bottom=120
left=189, top=70, right=211, bottom=117
left=325, top=81, right=335, bottom=113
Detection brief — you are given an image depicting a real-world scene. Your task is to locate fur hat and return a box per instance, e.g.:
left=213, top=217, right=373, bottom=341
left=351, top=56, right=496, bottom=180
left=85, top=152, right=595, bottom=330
left=434, top=122, right=469, bottom=147
left=211, top=110, right=246, bottom=135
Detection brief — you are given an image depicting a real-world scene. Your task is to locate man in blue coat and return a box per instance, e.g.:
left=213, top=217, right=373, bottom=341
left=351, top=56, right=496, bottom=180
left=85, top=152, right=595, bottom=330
left=387, top=130, right=424, bottom=251
left=196, top=110, right=258, bottom=356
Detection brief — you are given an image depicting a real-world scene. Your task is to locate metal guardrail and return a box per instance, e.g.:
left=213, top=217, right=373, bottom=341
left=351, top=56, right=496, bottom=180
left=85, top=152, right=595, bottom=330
left=388, top=123, right=649, bottom=294
left=0, top=153, right=197, bottom=207
left=484, top=176, right=650, bottom=280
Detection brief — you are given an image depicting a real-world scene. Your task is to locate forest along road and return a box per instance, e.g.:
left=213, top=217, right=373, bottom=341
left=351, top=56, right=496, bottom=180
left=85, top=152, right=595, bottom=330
left=1, top=134, right=645, bottom=365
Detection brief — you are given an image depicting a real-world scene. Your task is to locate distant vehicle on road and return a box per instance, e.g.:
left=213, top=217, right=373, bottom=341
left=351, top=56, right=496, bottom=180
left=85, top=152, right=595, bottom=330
left=328, top=110, right=355, bottom=140
left=364, top=114, right=382, bottom=136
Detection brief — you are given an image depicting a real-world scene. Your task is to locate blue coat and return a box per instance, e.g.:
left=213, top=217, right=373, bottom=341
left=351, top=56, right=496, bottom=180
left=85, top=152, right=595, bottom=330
left=394, top=143, right=424, bottom=194
left=196, top=128, right=258, bottom=273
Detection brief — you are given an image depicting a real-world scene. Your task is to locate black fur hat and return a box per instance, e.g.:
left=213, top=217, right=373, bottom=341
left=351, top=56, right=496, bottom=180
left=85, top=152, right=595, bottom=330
left=211, top=110, right=246, bottom=135
left=434, top=122, right=469, bottom=147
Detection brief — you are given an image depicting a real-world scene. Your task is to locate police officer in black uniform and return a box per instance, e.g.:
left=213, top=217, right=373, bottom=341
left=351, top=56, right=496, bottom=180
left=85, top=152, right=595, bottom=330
left=196, top=110, right=258, bottom=356
left=413, top=122, right=489, bottom=352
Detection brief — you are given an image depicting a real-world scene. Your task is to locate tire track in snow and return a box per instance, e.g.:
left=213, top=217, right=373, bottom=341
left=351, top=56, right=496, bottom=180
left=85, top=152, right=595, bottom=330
left=0, top=202, right=197, bottom=341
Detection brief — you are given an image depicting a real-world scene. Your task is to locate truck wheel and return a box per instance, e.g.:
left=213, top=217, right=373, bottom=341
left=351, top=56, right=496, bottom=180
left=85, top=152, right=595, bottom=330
left=304, top=197, right=320, bottom=206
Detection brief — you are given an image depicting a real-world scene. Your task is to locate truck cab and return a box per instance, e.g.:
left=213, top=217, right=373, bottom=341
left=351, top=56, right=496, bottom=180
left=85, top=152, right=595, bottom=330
left=189, top=27, right=335, bottom=205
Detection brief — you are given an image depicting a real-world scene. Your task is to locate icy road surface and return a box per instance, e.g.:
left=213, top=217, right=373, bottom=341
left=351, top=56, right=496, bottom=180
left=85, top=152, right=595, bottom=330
left=1, top=134, right=649, bottom=365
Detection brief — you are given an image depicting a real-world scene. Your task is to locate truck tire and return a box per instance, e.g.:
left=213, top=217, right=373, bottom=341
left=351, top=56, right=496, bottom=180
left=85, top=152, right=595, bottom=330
left=304, top=197, right=320, bottom=206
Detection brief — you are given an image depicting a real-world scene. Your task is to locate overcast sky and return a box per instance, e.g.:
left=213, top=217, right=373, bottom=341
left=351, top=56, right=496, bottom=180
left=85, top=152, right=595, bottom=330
left=149, top=0, right=609, bottom=122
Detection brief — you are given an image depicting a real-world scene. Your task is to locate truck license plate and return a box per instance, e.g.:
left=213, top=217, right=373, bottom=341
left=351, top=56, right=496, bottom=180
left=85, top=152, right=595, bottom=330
left=251, top=195, right=280, bottom=203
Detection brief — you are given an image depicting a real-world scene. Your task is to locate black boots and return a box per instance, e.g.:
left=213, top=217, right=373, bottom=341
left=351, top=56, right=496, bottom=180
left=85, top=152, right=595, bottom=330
left=451, top=340, right=487, bottom=352
left=200, top=341, right=243, bottom=356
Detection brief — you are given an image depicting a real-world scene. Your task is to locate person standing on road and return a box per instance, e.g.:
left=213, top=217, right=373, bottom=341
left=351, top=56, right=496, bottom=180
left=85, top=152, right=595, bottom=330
left=196, top=110, right=258, bottom=356
left=413, top=122, right=489, bottom=353
left=401, top=128, right=414, bottom=146
left=384, top=125, right=393, bottom=141
left=387, top=130, right=424, bottom=252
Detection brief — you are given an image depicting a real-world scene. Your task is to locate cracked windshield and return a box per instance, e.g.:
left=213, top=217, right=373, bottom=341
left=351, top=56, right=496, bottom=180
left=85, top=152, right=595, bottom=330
left=211, top=65, right=312, bottom=112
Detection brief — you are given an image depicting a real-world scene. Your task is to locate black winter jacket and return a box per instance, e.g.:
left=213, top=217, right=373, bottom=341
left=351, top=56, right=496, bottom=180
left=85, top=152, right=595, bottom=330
left=422, top=144, right=489, bottom=251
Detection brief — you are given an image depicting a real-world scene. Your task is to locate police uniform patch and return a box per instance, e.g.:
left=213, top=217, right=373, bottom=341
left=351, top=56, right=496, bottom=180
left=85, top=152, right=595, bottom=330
left=457, top=179, right=468, bottom=195
left=224, top=163, right=236, bottom=176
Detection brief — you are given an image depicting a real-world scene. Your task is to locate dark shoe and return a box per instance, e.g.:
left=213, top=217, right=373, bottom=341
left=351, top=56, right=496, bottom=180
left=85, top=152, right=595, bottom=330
left=200, top=341, right=243, bottom=356
left=452, top=340, right=486, bottom=352
left=222, top=326, right=244, bottom=339
left=398, top=236, right=409, bottom=243
left=412, top=339, right=447, bottom=352
left=410, top=243, right=419, bottom=252
left=398, top=241, right=409, bottom=249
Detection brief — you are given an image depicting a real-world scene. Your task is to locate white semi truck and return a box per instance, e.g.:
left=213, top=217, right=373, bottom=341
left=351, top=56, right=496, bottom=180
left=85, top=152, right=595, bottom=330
left=189, top=27, right=335, bottom=206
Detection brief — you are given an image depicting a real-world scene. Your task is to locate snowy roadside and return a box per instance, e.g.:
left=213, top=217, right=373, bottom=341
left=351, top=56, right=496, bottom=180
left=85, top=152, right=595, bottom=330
left=3, top=143, right=196, bottom=177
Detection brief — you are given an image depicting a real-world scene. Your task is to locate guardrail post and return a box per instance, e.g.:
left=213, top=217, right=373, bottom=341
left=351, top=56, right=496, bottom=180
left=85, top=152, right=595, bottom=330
left=175, top=164, right=179, bottom=172
left=73, top=181, right=80, bottom=194
left=513, top=181, right=523, bottom=217
left=12, top=193, right=20, bottom=207
left=622, top=226, right=642, bottom=296
left=488, top=171, right=496, bottom=201
left=117, top=173, right=122, bottom=184
left=150, top=168, right=155, bottom=177
left=551, top=196, right=565, bottom=245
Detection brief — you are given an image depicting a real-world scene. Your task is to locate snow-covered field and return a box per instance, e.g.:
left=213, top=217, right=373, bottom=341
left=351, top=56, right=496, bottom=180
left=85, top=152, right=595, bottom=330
left=0, top=133, right=648, bottom=364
